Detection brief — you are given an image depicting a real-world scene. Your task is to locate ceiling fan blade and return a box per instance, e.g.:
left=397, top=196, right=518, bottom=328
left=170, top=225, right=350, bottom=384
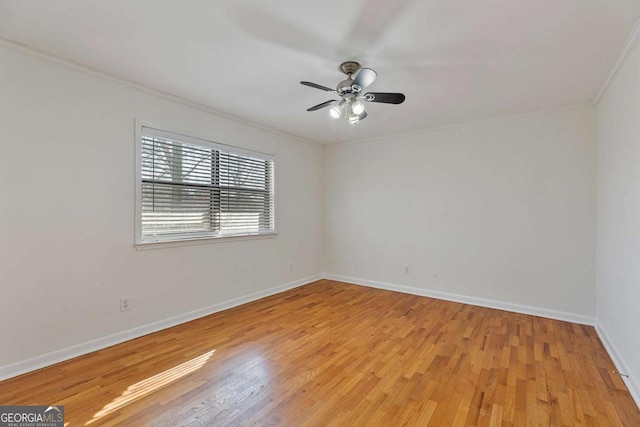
left=352, top=68, right=377, bottom=91
left=307, top=100, right=336, bottom=111
left=301, top=81, right=336, bottom=92
left=364, top=92, right=405, bottom=104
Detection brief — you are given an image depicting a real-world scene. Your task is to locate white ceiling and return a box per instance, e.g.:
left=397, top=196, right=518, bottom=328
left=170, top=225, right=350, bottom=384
left=1, top=1, right=639, bottom=144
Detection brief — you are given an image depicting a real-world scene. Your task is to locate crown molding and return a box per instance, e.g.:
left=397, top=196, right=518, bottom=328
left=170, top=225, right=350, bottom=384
left=595, top=17, right=640, bottom=103
left=3, top=17, right=636, bottom=148
left=330, top=102, right=595, bottom=147
left=0, top=37, right=321, bottom=147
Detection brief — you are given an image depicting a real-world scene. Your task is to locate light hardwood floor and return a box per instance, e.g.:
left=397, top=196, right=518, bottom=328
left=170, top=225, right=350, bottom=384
left=1, top=280, right=638, bottom=426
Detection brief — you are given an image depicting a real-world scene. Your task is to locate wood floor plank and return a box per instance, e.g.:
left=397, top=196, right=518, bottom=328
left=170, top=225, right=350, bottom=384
left=0, top=279, right=638, bottom=426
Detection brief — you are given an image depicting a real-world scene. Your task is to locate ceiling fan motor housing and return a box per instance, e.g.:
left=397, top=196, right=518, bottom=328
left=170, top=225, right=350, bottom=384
left=339, top=61, right=360, bottom=76
left=337, top=61, right=363, bottom=95
left=337, top=78, right=358, bottom=95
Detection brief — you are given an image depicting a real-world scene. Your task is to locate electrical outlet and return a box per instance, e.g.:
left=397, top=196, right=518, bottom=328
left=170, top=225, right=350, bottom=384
left=289, top=263, right=294, bottom=272
left=120, top=297, right=131, bottom=312
left=431, top=272, right=438, bottom=279
left=404, top=267, right=410, bottom=275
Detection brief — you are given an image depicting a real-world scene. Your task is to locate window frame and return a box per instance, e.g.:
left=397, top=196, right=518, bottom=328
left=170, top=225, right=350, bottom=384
left=134, top=120, right=277, bottom=249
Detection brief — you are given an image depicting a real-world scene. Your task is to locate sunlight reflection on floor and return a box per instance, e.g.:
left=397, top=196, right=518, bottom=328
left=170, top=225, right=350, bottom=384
left=85, top=350, right=215, bottom=425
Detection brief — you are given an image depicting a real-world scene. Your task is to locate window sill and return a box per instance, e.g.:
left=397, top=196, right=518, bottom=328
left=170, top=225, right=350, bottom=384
left=135, top=232, right=277, bottom=250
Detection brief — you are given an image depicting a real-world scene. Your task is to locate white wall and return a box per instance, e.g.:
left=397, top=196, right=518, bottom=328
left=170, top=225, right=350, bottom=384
left=5, top=35, right=637, bottom=393
left=0, top=44, right=323, bottom=368
left=596, top=37, right=640, bottom=401
left=324, top=107, right=596, bottom=317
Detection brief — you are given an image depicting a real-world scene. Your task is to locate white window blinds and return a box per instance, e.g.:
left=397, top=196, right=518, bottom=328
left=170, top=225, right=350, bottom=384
left=138, top=127, right=275, bottom=243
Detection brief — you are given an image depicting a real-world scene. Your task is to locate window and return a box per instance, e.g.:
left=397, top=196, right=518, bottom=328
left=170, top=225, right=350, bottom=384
left=136, top=125, right=275, bottom=244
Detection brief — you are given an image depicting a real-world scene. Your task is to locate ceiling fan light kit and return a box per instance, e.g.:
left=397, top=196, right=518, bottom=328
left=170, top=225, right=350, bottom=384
left=301, top=61, right=405, bottom=124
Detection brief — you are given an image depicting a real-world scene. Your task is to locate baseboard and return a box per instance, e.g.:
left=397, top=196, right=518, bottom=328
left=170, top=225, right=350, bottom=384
left=323, top=273, right=596, bottom=326
left=0, top=274, right=322, bottom=382
left=595, top=321, right=640, bottom=408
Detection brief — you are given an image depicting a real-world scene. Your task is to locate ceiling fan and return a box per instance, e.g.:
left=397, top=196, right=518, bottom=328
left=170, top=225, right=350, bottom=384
left=301, top=61, right=405, bottom=124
